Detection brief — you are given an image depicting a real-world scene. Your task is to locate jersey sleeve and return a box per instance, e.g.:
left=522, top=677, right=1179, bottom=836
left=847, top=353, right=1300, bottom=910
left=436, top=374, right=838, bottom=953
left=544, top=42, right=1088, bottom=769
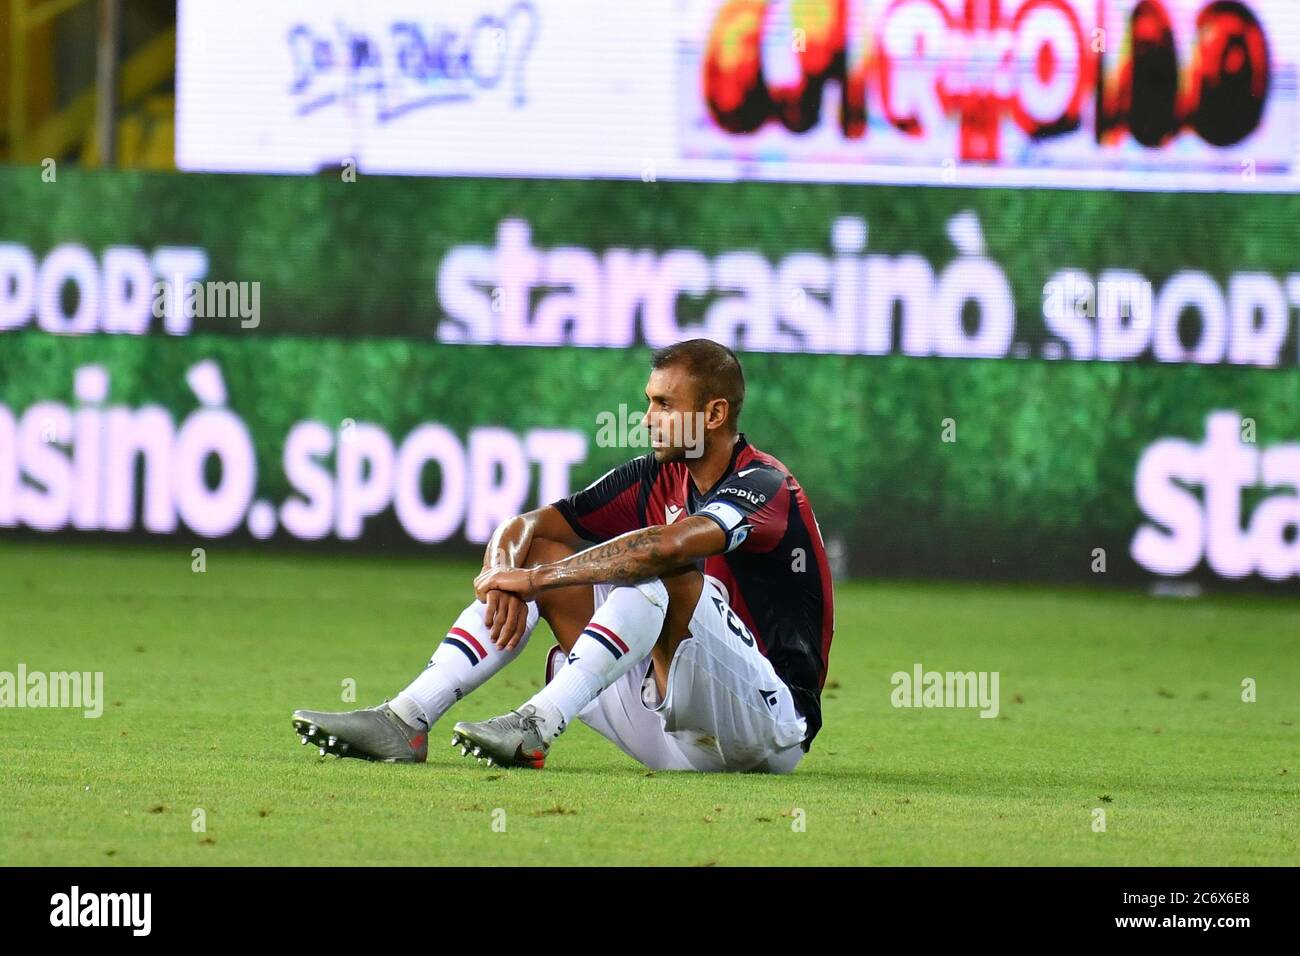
left=696, top=464, right=789, bottom=553
left=552, top=456, right=653, bottom=543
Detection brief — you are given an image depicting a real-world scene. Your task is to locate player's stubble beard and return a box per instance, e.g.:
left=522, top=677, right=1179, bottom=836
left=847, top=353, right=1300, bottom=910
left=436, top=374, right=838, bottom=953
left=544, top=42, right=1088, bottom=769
left=648, top=409, right=703, bottom=464
left=650, top=443, right=686, bottom=464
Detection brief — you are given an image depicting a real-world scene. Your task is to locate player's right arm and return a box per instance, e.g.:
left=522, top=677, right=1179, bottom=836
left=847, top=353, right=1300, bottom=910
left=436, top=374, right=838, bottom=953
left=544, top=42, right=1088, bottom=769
left=480, top=505, right=585, bottom=647
left=482, top=505, right=586, bottom=573
left=479, top=455, right=654, bottom=646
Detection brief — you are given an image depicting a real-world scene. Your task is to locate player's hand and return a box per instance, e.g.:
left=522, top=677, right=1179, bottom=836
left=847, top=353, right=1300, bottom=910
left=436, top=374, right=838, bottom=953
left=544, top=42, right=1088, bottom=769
left=475, top=566, right=539, bottom=605
left=483, top=588, right=530, bottom=650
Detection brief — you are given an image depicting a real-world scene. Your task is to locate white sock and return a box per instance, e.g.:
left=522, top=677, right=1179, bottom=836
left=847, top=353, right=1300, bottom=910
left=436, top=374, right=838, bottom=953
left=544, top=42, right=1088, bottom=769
left=527, top=580, right=668, bottom=743
left=390, top=598, right=539, bottom=729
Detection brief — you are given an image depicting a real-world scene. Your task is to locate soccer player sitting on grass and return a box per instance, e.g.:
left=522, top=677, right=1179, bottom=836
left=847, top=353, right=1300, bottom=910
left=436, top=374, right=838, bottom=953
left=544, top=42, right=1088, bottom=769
left=292, top=339, right=834, bottom=772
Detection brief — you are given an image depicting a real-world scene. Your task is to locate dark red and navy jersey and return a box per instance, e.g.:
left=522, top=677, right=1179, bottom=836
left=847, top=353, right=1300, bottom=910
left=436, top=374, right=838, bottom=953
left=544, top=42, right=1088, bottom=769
left=553, top=434, right=835, bottom=751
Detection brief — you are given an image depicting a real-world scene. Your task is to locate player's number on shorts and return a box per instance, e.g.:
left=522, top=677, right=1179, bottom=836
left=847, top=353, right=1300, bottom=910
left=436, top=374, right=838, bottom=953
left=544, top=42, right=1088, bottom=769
left=712, top=597, right=754, bottom=647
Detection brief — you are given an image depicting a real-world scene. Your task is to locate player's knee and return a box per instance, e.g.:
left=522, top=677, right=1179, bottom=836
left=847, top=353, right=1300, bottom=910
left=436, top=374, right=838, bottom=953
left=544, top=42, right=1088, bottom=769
left=630, top=578, right=670, bottom=612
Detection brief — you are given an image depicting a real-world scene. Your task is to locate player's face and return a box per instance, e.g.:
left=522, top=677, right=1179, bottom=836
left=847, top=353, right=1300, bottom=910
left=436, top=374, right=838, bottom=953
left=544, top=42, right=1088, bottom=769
left=642, top=367, right=706, bottom=463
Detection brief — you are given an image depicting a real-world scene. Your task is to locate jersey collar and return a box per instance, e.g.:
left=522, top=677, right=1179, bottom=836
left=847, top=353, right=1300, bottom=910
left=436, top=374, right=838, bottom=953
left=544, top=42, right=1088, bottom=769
left=728, top=432, right=750, bottom=475
left=690, top=432, right=749, bottom=503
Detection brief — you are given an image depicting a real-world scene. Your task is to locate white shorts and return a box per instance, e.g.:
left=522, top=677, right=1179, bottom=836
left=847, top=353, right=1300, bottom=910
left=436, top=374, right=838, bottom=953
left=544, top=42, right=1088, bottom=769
left=545, top=576, right=808, bottom=773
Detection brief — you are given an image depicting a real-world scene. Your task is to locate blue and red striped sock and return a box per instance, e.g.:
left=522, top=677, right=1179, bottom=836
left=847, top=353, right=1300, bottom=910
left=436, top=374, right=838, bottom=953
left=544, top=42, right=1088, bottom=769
left=390, top=598, right=539, bottom=729
left=526, top=580, right=668, bottom=742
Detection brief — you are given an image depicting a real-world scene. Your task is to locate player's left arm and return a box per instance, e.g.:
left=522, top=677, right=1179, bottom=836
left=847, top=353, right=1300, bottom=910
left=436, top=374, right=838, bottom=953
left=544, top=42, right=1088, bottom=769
left=473, top=517, right=726, bottom=601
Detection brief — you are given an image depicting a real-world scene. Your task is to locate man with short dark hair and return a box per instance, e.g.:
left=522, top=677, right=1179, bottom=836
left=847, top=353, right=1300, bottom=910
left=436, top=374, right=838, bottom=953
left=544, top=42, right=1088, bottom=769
left=292, top=339, right=834, bottom=773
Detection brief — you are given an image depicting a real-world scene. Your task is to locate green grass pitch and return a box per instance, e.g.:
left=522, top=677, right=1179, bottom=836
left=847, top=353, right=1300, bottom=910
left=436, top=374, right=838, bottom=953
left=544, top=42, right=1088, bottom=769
left=1, top=540, right=1296, bottom=866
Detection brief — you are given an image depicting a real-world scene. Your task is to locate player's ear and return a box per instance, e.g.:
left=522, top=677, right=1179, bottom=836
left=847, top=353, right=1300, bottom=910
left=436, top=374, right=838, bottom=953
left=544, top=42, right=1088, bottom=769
left=703, top=396, right=729, bottom=431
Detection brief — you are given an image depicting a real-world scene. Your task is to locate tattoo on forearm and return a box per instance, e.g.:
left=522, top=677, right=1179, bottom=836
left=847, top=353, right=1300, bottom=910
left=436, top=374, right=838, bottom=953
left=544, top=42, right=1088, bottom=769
left=541, top=527, right=680, bottom=588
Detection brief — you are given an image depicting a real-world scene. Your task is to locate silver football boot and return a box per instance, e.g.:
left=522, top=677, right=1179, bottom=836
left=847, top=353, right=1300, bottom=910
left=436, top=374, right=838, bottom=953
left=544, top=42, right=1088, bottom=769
left=291, top=703, right=428, bottom=763
left=449, top=703, right=559, bottom=769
